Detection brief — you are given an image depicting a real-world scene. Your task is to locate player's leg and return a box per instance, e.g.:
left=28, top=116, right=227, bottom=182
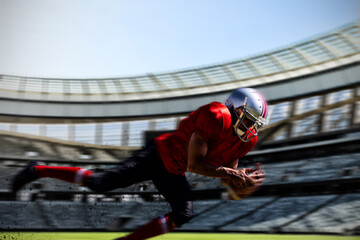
left=85, top=141, right=159, bottom=192
left=153, top=172, right=193, bottom=230
left=12, top=161, right=94, bottom=193
left=12, top=141, right=157, bottom=193
left=85, top=151, right=154, bottom=192
left=114, top=212, right=175, bottom=240
left=118, top=158, right=193, bottom=240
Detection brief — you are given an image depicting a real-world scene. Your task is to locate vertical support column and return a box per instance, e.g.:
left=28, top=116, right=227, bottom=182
left=41, top=79, right=49, bottom=101
left=95, top=123, right=103, bottom=145
left=317, top=94, right=327, bottom=134
left=147, top=74, right=166, bottom=90
left=121, top=122, right=130, bottom=146
left=9, top=123, right=17, bottom=132
left=39, top=124, right=47, bottom=137
left=97, top=80, right=108, bottom=101
left=68, top=124, right=75, bottom=142
left=148, top=119, right=156, bottom=131
left=349, top=87, right=358, bottom=127
left=197, top=70, right=214, bottom=85
left=287, top=100, right=297, bottom=139
left=221, top=65, right=237, bottom=81
left=81, top=81, right=90, bottom=102
left=175, top=116, right=183, bottom=129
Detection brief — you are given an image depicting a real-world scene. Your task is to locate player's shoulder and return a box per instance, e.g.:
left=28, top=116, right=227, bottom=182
left=198, top=102, right=230, bottom=117
left=200, top=102, right=232, bottom=127
left=207, top=102, right=230, bottom=114
left=211, top=102, right=231, bottom=118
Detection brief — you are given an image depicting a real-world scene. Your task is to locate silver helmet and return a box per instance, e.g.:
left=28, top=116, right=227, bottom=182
left=225, top=88, right=269, bottom=142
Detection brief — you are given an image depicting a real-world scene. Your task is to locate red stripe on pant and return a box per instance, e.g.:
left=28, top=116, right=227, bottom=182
left=34, top=166, right=93, bottom=185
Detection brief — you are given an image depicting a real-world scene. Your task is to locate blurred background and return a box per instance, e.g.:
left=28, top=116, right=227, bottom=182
left=0, top=0, right=359, bottom=235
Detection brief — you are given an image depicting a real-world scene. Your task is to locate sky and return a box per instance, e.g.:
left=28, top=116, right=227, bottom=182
left=0, top=0, right=359, bottom=79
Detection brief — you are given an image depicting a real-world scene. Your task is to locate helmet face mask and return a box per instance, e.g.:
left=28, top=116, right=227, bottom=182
left=233, top=106, right=259, bottom=142
left=225, top=88, right=268, bottom=142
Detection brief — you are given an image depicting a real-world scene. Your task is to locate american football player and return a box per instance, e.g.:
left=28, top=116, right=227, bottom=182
left=12, top=87, right=267, bottom=240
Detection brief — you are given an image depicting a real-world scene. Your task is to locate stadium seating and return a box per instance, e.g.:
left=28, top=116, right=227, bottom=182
left=0, top=120, right=359, bottom=235
left=0, top=194, right=359, bottom=234
left=221, top=195, right=337, bottom=232
left=182, top=198, right=276, bottom=231
left=283, top=193, right=360, bottom=234
left=0, top=201, right=47, bottom=229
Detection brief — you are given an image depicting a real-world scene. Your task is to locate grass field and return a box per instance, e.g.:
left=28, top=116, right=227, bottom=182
left=0, top=232, right=359, bottom=240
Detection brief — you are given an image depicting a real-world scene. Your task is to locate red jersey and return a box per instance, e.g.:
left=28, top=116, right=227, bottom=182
left=155, top=102, right=257, bottom=176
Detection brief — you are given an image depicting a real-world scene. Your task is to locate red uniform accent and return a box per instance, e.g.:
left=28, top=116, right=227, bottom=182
left=35, top=166, right=93, bottom=185
left=155, top=102, right=257, bottom=175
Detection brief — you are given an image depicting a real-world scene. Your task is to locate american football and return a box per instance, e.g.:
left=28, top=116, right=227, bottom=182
left=227, top=179, right=252, bottom=200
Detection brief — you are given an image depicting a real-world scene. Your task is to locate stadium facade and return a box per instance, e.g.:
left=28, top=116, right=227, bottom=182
left=0, top=21, right=359, bottom=146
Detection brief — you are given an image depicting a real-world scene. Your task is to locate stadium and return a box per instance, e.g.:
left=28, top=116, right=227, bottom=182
left=0, top=17, right=359, bottom=240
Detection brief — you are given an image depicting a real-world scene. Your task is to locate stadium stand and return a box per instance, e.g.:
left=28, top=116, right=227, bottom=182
left=0, top=201, right=47, bottom=230
left=182, top=197, right=277, bottom=231
left=1, top=194, right=358, bottom=234
left=0, top=21, right=359, bottom=235
left=221, top=195, right=338, bottom=232
left=283, top=193, right=360, bottom=234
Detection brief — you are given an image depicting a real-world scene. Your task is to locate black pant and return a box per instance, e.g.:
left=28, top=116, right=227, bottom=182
left=86, top=140, right=193, bottom=226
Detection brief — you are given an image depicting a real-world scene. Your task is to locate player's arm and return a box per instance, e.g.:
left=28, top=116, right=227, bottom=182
left=187, top=132, right=243, bottom=180
left=187, top=132, right=265, bottom=188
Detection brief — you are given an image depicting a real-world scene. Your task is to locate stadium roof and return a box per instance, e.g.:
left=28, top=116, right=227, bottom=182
left=0, top=21, right=359, bottom=103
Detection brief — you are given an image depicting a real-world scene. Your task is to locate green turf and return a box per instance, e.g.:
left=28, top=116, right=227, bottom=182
left=0, top=232, right=359, bottom=240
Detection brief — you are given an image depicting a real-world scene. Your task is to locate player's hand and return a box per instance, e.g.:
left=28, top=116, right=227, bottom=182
left=228, top=163, right=266, bottom=196
left=245, top=163, right=266, bottom=185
